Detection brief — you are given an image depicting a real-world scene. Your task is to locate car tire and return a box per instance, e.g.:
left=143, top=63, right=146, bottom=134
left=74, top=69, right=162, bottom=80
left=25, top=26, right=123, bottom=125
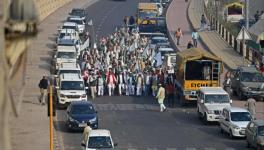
left=246, top=141, right=251, bottom=148
left=229, top=129, right=234, bottom=139
left=220, top=126, right=224, bottom=134
left=203, top=113, right=208, bottom=125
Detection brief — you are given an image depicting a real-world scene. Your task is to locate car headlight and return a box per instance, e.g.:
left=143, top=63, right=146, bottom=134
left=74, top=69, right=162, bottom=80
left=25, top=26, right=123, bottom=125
left=68, top=116, right=77, bottom=122
left=60, top=94, right=65, bottom=98
left=81, top=94, right=86, bottom=98
left=242, top=87, right=250, bottom=91
left=89, top=117, right=97, bottom=123
left=232, top=125, right=240, bottom=130
left=207, top=110, right=214, bottom=114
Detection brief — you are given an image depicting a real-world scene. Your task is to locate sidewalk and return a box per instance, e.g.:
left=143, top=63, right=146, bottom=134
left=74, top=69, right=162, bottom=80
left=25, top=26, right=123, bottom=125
left=166, top=0, right=264, bottom=119
left=187, top=0, right=250, bottom=70
left=166, top=0, right=204, bottom=51
left=9, top=0, right=97, bottom=150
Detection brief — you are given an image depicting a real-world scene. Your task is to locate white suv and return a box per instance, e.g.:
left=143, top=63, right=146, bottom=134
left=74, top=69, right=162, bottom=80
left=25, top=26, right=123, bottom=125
left=56, top=62, right=81, bottom=77
left=67, top=17, right=85, bottom=35
left=54, top=44, right=77, bottom=70
left=57, top=28, right=80, bottom=44
left=56, top=73, right=87, bottom=105
left=219, top=107, right=252, bottom=138
left=197, top=87, right=232, bottom=123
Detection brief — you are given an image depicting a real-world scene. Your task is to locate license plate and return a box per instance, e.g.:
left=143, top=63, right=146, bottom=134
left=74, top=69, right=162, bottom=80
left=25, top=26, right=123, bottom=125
left=78, top=123, right=87, bottom=127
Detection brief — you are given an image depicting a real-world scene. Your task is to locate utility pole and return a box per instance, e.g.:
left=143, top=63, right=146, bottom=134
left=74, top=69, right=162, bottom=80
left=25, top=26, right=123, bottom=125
left=245, top=0, right=249, bottom=29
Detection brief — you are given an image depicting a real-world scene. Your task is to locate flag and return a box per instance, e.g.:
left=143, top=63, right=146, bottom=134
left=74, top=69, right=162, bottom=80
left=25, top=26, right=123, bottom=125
left=87, top=19, right=93, bottom=26
left=129, top=42, right=136, bottom=52
left=142, top=44, right=149, bottom=57
left=155, top=52, right=163, bottom=67
left=80, top=38, right=90, bottom=51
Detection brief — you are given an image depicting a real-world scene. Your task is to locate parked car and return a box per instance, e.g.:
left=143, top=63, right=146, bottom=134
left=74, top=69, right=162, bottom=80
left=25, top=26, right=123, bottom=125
left=246, top=119, right=264, bottom=150
left=197, top=87, right=232, bottom=123
left=67, top=17, right=85, bottom=35
left=219, top=107, right=252, bottom=138
left=66, top=101, right=98, bottom=130
left=81, top=129, right=117, bottom=149
left=230, top=66, right=264, bottom=101
left=69, top=8, right=86, bottom=22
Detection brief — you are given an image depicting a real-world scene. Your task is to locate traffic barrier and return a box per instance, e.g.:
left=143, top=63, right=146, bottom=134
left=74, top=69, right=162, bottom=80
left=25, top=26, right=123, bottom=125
left=34, top=0, right=72, bottom=21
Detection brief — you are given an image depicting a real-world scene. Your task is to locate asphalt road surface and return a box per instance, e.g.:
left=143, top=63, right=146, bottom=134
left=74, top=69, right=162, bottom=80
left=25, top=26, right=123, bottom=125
left=54, top=0, right=251, bottom=150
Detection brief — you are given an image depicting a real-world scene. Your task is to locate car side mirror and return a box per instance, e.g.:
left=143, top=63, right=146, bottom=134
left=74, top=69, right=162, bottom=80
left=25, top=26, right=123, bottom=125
left=200, top=99, right=204, bottom=104
left=114, top=143, right=118, bottom=147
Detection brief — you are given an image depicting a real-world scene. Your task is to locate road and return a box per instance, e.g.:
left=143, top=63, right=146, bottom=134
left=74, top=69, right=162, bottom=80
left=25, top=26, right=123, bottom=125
left=54, top=0, right=253, bottom=150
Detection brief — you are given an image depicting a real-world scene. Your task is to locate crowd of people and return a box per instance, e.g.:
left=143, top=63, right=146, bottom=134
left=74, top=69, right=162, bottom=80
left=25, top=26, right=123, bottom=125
left=79, top=25, right=176, bottom=110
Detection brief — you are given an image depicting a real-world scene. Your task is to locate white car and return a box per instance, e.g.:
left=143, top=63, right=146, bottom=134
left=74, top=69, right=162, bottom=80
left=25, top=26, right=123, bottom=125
left=55, top=44, right=77, bottom=70
left=56, top=73, right=87, bottom=105
left=82, top=129, right=117, bottom=150
left=67, top=17, right=85, bottom=34
left=219, top=107, right=252, bottom=138
left=57, top=29, right=80, bottom=44
left=197, top=87, right=232, bottom=123
left=150, top=36, right=169, bottom=49
left=60, top=22, right=79, bottom=32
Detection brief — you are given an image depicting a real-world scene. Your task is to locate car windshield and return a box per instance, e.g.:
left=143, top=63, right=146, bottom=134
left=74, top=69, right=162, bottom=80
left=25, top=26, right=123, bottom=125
left=241, top=72, right=264, bottom=82
left=69, top=19, right=83, bottom=25
left=62, top=25, right=77, bottom=30
left=61, top=81, right=84, bottom=90
left=70, top=9, right=84, bottom=16
left=151, top=38, right=167, bottom=44
left=204, top=94, right=230, bottom=103
left=88, top=136, right=113, bottom=148
left=139, top=11, right=157, bottom=19
left=71, top=105, right=95, bottom=114
left=258, top=126, right=264, bottom=136
left=57, top=52, right=76, bottom=59
left=230, top=112, right=251, bottom=122
left=59, top=70, right=80, bottom=75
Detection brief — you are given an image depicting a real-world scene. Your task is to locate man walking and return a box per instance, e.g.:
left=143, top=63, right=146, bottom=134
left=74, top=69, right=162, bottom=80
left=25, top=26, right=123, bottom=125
left=38, top=76, right=49, bottom=105
left=89, top=72, right=97, bottom=99
left=192, top=29, right=199, bottom=47
left=156, top=83, right=166, bottom=112
left=136, top=74, right=144, bottom=96
left=200, top=14, right=207, bottom=31
left=175, top=28, right=183, bottom=45
left=245, top=97, right=256, bottom=119
left=106, top=70, right=116, bottom=96
left=97, top=74, right=104, bottom=96
left=166, top=81, right=175, bottom=107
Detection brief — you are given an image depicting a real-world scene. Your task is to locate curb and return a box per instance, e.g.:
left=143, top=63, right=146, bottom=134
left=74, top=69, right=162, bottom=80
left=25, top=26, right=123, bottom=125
left=165, top=0, right=179, bottom=52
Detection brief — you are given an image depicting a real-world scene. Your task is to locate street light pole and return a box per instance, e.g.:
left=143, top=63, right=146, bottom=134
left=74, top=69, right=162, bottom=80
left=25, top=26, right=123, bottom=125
left=245, top=0, right=249, bottom=29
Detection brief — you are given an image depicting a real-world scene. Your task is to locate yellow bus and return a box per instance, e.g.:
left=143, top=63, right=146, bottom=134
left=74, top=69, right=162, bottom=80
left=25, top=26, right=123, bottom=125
left=137, top=3, right=158, bottom=24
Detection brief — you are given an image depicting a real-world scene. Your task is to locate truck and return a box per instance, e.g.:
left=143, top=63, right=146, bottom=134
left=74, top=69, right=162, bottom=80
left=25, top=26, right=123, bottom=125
left=174, top=48, right=223, bottom=105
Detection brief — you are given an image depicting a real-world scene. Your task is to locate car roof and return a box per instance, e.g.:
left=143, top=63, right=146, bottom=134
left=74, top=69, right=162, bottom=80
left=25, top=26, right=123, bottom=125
left=59, top=63, right=80, bottom=70
left=225, top=107, right=249, bottom=113
left=152, top=36, right=167, bottom=40
left=68, top=17, right=83, bottom=21
left=63, top=22, right=77, bottom=26
left=70, top=101, right=93, bottom=106
left=252, top=119, right=264, bottom=126
left=60, top=73, right=82, bottom=81
left=238, top=66, right=259, bottom=73
left=57, top=46, right=76, bottom=52
left=158, top=47, right=174, bottom=51
left=89, top=129, right=111, bottom=137
left=199, top=87, right=228, bottom=95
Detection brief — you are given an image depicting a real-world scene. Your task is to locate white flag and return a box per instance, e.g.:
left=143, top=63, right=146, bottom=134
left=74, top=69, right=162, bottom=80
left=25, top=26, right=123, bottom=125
left=80, top=38, right=90, bottom=51
left=155, top=52, right=163, bottom=67
left=87, top=19, right=93, bottom=26
left=142, top=44, right=149, bottom=57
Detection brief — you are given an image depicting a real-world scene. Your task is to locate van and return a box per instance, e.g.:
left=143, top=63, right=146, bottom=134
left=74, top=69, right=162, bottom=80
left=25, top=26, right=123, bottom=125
left=197, top=87, right=232, bottom=123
